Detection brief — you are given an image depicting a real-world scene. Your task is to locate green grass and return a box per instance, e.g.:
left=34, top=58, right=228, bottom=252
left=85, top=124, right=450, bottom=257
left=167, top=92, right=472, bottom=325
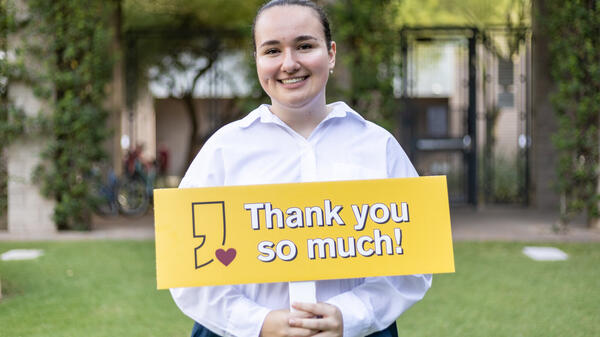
left=1, top=241, right=598, bottom=337
left=397, top=242, right=600, bottom=337
left=0, top=241, right=190, bottom=337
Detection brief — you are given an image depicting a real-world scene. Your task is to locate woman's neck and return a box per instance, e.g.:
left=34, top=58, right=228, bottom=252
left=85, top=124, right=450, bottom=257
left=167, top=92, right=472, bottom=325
left=269, top=94, right=329, bottom=139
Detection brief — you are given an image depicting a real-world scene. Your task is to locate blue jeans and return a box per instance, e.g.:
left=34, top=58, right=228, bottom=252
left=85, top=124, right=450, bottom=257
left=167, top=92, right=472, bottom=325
left=191, top=321, right=399, bottom=337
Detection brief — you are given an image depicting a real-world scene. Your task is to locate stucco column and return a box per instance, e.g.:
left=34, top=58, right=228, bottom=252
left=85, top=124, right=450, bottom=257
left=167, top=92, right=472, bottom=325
left=6, top=0, right=56, bottom=235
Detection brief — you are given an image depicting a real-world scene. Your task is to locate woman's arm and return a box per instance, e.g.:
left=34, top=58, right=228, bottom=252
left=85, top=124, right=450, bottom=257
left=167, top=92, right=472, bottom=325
left=171, top=286, right=270, bottom=337
left=171, top=140, right=273, bottom=336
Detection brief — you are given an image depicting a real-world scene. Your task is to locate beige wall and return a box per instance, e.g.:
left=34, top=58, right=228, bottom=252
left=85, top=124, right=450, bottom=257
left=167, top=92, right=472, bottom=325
left=154, top=99, right=190, bottom=177
left=120, top=87, right=157, bottom=166
left=154, top=98, right=241, bottom=177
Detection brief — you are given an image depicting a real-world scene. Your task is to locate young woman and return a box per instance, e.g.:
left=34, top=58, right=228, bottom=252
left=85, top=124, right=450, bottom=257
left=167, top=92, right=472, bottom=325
left=171, top=1, right=432, bottom=336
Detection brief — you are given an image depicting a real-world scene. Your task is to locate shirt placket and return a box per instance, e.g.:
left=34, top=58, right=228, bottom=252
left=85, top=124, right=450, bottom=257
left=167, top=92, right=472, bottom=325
left=291, top=139, right=319, bottom=306
left=299, top=141, right=317, bottom=182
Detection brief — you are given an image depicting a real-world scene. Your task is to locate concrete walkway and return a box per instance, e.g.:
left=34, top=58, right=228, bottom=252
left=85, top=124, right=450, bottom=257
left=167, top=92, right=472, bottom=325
left=1, top=206, right=599, bottom=242
left=450, top=206, right=600, bottom=242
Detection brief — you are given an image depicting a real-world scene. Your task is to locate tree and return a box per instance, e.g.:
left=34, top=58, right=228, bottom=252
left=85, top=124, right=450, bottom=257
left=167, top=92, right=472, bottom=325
left=327, top=0, right=399, bottom=130
left=123, top=0, right=263, bottom=167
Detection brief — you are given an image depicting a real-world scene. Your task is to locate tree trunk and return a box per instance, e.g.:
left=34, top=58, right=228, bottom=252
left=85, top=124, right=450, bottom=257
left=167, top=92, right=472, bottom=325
left=183, top=93, right=199, bottom=167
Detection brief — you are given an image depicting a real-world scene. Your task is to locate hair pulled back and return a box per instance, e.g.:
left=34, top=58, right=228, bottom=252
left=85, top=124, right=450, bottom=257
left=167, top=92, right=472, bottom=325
left=252, top=0, right=333, bottom=52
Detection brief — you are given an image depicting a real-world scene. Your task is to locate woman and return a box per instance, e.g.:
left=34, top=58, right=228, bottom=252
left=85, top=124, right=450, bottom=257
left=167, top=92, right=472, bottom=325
left=171, top=1, right=432, bottom=336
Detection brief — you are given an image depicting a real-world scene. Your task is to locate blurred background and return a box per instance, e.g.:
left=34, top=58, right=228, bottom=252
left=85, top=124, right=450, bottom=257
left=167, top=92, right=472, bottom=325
left=1, top=0, right=598, bottom=230
left=0, top=0, right=599, bottom=336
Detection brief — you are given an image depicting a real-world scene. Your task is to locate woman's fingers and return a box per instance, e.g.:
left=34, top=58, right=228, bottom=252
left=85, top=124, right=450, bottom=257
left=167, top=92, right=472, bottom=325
left=289, top=309, right=317, bottom=319
left=288, top=302, right=343, bottom=337
left=291, top=302, right=338, bottom=318
left=288, top=327, right=321, bottom=337
left=260, top=308, right=320, bottom=337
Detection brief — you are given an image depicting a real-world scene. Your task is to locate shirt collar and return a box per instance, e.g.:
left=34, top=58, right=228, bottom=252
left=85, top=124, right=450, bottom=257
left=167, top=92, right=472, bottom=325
left=238, top=102, right=366, bottom=129
left=323, top=101, right=366, bottom=124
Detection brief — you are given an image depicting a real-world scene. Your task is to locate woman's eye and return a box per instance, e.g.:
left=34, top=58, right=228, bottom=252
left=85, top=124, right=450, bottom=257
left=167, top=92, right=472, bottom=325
left=264, top=49, right=279, bottom=55
left=298, top=44, right=313, bottom=50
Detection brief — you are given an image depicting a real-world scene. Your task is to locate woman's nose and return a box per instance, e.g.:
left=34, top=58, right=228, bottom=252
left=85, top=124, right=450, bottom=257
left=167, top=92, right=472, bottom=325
left=281, top=49, right=300, bottom=73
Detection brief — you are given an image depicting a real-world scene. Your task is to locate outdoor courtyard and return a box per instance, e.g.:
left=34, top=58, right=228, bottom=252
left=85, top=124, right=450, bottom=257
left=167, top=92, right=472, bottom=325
left=1, top=0, right=599, bottom=336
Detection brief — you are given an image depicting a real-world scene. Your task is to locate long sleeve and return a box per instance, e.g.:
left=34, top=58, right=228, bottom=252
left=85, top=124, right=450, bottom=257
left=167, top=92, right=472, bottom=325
left=170, top=286, right=270, bottom=337
left=170, top=138, right=270, bottom=337
left=325, top=137, right=433, bottom=337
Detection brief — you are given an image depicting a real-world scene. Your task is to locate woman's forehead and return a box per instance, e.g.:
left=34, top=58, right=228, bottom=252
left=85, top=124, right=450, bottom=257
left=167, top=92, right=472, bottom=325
left=254, top=5, right=324, bottom=41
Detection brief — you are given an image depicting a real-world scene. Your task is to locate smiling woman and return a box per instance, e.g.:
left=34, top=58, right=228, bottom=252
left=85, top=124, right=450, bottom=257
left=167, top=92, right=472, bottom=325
left=253, top=3, right=336, bottom=138
left=170, top=1, right=432, bottom=337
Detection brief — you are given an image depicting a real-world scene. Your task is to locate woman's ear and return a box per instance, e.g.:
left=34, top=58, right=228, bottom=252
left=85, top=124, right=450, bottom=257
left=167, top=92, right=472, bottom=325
left=329, top=41, right=336, bottom=69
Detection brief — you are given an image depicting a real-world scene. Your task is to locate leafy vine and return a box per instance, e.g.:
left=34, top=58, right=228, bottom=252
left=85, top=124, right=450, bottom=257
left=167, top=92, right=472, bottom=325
left=0, top=0, right=24, bottom=222
left=23, top=0, right=116, bottom=229
left=545, top=0, right=600, bottom=226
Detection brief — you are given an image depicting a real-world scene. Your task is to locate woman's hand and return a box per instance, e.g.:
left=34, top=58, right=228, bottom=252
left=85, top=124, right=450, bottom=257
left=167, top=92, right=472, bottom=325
left=288, top=302, right=343, bottom=337
left=260, top=308, right=319, bottom=337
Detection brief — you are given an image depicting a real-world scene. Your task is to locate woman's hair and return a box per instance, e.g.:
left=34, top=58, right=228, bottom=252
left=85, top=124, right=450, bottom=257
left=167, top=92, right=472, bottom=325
left=252, top=0, right=333, bottom=52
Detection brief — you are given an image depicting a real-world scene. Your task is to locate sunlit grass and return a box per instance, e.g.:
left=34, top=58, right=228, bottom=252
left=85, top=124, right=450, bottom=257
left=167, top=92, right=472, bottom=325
left=0, top=241, right=190, bottom=337
left=397, top=242, right=600, bottom=337
left=1, top=241, right=598, bottom=337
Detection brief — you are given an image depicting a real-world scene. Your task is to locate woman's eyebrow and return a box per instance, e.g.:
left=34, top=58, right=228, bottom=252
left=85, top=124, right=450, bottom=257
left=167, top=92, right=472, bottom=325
left=259, top=35, right=318, bottom=48
left=295, top=35, right=318, bottom=43
left=259, top=40, right=280, bottom=48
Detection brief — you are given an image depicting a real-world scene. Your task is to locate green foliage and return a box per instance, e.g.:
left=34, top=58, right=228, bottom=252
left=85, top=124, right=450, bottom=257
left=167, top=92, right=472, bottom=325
left=327, top=0, right=399, bottom=130
left=124, top=0, right=263, bottom=32
left=545, top=0, right=600, bottom=225
left=0, top=0, right=20, bottom=222
left=25, top=0, right=116, bottom=230
left=394, top=0, right=531, bottom=27
left=479, top=152, right=526, bottom=204
left=124, top=0, right=263, bottom=87
left=123, top=0, right=264, bottom=167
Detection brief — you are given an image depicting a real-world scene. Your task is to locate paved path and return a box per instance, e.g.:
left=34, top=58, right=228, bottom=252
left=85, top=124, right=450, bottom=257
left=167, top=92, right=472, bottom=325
left=451, top=206, right=600, bottom=242
left=1, top=206, right=599, bottom=242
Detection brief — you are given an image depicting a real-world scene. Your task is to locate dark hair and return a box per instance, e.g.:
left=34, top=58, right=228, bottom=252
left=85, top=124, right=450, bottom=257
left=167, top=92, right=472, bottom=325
left=252, top=0, right=333, bottom=52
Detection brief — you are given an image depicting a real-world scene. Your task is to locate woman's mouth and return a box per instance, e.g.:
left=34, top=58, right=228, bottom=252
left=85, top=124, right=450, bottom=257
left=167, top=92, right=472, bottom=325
left=279, top=76, right=308, bottom=84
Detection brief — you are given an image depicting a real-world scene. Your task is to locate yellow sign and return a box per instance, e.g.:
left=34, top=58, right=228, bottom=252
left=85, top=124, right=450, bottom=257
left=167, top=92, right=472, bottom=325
left=154, top=176, right=454, bottom=289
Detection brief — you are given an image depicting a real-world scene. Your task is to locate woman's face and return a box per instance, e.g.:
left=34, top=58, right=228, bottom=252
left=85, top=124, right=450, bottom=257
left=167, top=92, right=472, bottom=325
left=254, top=5, right=336, bottom=110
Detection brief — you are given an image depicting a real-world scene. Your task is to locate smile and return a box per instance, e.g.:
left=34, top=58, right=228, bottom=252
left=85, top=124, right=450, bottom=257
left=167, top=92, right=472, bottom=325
left=279, top=76, right=308, bottom=84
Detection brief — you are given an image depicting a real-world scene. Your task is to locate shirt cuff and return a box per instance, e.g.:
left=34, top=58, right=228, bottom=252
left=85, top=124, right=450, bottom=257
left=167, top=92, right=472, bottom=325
left=326, top=291, right=374, bottom=337
left=224, top=297, right=271, bottom=337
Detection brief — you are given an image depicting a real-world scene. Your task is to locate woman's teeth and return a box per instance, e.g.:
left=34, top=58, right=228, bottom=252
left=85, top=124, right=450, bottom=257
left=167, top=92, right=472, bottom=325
left=281, top=77, right=306, bottom=84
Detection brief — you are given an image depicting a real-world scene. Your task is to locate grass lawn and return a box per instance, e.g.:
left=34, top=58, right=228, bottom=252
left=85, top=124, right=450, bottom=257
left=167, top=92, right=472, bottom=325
left=397, top=242, right=600, bottom=337
left=0, top=241, right=190, bottom=337
left=0, top=241, right=598, bottom=337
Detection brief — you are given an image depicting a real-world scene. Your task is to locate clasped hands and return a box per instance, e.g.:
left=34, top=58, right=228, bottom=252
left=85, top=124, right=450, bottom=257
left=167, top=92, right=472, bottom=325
left=260, top=302, right=343, bottom=337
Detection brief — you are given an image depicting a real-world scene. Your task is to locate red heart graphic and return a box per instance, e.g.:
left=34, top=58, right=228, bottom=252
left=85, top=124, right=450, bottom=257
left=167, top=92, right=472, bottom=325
left=215, top=248, right=236, bottom=266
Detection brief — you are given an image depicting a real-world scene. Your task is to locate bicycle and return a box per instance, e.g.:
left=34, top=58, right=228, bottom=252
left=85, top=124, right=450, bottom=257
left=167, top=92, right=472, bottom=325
left=90, top=165, right=120, bottom=217
left=116, top=146, right=156, bottom=217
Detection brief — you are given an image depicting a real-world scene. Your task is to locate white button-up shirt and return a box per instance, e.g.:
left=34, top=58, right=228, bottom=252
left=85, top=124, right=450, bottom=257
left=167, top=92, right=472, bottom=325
left=171, top=101, right=432, bottom=337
